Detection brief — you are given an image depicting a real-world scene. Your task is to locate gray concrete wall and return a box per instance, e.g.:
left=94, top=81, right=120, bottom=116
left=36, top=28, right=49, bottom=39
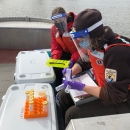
left=0, top=28, right=51, bottom=49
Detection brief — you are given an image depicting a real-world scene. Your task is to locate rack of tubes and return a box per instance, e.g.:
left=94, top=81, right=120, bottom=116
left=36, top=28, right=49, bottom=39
left=24, top=89, right=48, bottom=119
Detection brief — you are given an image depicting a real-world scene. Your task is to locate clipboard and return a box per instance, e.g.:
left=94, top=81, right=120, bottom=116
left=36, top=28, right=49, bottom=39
left=69, top=73, right=98, bottom=106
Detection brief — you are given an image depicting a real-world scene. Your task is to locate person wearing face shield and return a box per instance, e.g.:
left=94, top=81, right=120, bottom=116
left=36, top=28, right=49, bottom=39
left=51, top=7, right=80, bottom=87
left=58, top=8, right=130, bottom=127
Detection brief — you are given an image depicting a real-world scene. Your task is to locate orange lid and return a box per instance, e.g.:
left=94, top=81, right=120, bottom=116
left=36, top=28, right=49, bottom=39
left=30, top=89, right=34, bottom=92
left=29, top=101, right=33, bottom=104
left=42, top=101, right=48, bottom=105
left=25, top=91, right=29, bottom=94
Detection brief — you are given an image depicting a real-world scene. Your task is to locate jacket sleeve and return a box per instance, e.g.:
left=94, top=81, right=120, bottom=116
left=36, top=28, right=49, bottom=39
left=70, top=50, right=80, bottom=62
left=51, top=25, right=63, bottom=59
left=99, top=45, right=130, bottom=104
left=100, top=80, right=130, bottom=104
left=76, top=57, right=92, bottom=71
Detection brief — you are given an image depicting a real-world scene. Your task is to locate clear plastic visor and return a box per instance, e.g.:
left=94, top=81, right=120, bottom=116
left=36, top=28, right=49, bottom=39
left=51, top=14, right=68, bottom=34
left=77, top=35, right=92, bottom=50
left=71, top=35, right=92, bottom=62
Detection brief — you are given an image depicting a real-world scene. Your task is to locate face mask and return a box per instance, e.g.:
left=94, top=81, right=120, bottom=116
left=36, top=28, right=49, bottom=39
left=79, top=39, right=90, bottom=49
left=55, top=22, right=66, bottom=35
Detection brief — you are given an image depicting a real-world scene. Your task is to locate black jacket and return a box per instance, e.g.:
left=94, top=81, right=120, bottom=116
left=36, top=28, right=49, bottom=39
left=76, top=26, right=130, bottom=104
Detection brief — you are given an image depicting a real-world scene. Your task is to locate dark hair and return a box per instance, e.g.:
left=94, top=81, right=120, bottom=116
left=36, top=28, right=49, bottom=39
left=52, top=7, right=66, bottom=16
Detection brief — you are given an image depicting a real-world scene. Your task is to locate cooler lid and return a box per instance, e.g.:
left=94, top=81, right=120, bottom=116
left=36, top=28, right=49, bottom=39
left=18, top=51, right=51, bottom=74
left=0, top=84, right=54, bottom=130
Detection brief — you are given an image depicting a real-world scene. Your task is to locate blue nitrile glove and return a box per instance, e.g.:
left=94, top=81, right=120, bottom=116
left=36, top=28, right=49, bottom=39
left=63, top=80, right=85, bottom=91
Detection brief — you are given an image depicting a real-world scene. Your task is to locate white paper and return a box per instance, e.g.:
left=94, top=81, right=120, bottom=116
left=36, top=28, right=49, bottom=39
left=70, top=73, right=97, bottom=97
left=69, top=73, right=98, bottom=105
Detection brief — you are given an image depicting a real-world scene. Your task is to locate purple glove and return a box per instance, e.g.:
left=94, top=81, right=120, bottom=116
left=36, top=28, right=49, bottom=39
left=63, top=80, right=85, bottom=91
left=62, top=60, right=74, bottom=76
left=69, top=60, right=74, bottom=68
left=62, top=68, right=67, bottom=76
left=62, top=68, right=72, bottom=79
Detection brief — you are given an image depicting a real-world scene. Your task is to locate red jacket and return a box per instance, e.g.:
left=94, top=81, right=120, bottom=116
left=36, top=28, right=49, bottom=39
left=51, top=12, right=80, bottom=62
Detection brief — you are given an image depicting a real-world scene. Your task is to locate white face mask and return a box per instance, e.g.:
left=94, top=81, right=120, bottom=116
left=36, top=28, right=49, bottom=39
left=78, top=37, right=93, bottom=51
left=79, top=39, right=90, bottom=49
left=70, top=31, right=92, bottom=62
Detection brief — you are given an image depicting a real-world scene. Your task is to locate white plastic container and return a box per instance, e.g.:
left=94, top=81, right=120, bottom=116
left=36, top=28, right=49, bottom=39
left=0, top=83, right=58, bottom=130
left=14, top=50, right=56, bottom=84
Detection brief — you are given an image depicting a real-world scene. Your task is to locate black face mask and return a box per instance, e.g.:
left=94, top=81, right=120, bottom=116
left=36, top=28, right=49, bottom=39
left=55, top=22, right=66, bottom=35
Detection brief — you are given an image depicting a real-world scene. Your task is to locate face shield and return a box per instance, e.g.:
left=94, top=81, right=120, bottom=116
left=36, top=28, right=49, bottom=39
left=70, top=29, right=92, bottom=62
left=51, top=13, right=68, bottom=35
left=70, top=20, right=104, bottom=61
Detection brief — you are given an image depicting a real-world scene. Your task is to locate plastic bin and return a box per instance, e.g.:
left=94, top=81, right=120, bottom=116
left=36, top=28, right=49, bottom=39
left=0, top=83, right=58, bottom=130
left=14, top=50, right=56, bottom=84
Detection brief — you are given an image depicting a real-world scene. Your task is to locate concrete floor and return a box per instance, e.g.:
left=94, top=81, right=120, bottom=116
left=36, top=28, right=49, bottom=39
left=0, top=63, right=15, bottom=105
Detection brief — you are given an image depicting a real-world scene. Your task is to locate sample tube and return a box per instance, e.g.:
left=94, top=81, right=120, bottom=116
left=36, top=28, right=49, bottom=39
left=42, top=92, right=47, bottom=101
left=65, top=68, right=72, bottom=93
left=25, top=91, right=29, bottom=101
left=30, top=89, right=34, bottom=92
left=29, top=91, right=34, bottom=96
left=55, top=84, right=64, bottom=92
left=38, top=91, right=47, bottom=100
left=42, top=101, right=48, bottom=114
left=29, top=100, right=34, bottom=111
left=29, top=95, right=34, bottom=101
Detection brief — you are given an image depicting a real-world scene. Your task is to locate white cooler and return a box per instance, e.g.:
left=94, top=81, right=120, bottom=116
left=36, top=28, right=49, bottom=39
left=0, top=83, right=58, bottom=130
left=14, top=50, right=56, bottom=84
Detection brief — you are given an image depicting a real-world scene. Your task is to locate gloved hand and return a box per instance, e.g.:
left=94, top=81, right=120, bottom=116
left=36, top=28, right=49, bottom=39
left=62, top=68, right=67, bottom=76
left=63, top=80, right=85, bottom=91
left=62, top=60, right=74, bottom=76
left=62, top=68, right=72, bottom=80
left=69, top=60, right=74, bottom=68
